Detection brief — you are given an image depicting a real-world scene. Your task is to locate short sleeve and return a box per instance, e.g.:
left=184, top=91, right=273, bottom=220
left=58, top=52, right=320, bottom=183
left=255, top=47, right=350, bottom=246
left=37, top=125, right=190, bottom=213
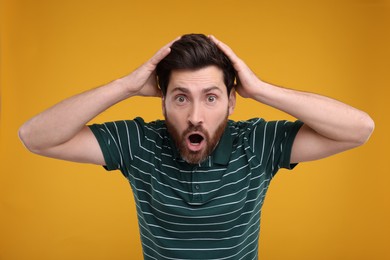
left=251, top=119, right=303, bottom=175
left=88, top=118, right=145, bottom=172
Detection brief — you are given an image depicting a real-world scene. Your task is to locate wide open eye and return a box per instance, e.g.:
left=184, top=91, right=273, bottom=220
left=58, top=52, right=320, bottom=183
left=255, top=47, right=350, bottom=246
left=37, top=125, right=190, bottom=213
left=175, top=95, right=187, bottom=103
left=207, top=95, right=217, bottom=103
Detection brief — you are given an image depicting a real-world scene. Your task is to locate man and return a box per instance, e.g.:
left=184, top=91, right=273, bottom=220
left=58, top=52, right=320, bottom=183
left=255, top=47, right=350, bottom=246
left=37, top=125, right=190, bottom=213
left=19, top=34, right=374, bottom=259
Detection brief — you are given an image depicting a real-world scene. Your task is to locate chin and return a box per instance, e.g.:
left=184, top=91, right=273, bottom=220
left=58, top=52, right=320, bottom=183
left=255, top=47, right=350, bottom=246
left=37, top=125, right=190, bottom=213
left=182, top=151, right=208, bottom=165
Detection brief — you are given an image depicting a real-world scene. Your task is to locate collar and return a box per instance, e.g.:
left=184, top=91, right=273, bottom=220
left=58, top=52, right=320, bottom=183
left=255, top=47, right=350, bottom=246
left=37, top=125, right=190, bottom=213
left=210, top=124, right=233, bottom=165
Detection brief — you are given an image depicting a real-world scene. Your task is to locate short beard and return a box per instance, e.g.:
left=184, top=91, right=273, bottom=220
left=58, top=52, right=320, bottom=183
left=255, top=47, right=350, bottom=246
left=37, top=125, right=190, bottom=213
left=165, top=113, right=228, bottom=165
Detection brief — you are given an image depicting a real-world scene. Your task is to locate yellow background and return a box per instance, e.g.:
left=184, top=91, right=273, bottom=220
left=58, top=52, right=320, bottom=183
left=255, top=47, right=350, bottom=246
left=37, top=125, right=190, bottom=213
left=1, top=0, right=389, bottom=259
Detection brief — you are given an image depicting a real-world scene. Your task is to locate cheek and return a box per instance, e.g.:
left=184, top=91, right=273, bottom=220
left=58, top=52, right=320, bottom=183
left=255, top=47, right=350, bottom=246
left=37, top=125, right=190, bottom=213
left=165, top=107, right=187, bottom=130
left=207, top=109, right=229, bottom=132
left=163, top=101, right=174, bottom=119
left=165, top=106, right=181, bottom=120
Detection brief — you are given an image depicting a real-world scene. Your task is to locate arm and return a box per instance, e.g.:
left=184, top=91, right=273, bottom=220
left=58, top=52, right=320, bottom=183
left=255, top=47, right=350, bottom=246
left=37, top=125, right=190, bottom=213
left=18, top=38, right=177, bottom=165
left=210, top=35, right=374, bottom=163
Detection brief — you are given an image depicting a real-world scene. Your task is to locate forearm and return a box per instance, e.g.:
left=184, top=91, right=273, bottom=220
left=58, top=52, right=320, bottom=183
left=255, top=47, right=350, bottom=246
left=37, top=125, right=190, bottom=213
left=252, top=81, right=374, bottom=144
left=19, top=78, right=133, bottom=152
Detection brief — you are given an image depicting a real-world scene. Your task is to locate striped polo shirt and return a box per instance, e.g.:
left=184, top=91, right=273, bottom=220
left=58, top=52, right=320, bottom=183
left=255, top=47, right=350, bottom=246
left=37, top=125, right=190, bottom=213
left=89, top=117, right=303, bottom=260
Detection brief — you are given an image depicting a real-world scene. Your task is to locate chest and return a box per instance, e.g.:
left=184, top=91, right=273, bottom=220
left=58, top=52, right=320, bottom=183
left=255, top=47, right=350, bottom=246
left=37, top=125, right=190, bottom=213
left=126, top=146, right=271, bottom=228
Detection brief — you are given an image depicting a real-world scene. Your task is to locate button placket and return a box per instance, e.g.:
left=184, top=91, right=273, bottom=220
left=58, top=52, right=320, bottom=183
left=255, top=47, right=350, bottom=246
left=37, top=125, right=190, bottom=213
left=191, top=167, right=201, bottom=202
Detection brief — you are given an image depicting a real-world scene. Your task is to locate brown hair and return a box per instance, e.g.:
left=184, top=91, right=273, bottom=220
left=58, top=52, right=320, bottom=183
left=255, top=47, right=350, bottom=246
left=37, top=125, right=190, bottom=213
left=156, top=34, right=236, bottom=96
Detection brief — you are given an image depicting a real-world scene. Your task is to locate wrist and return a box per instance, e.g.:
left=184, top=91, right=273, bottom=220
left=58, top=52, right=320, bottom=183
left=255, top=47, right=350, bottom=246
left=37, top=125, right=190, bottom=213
left=111, top=77, right=138, bottom=98
left=249, top=79, right=273, bottom=102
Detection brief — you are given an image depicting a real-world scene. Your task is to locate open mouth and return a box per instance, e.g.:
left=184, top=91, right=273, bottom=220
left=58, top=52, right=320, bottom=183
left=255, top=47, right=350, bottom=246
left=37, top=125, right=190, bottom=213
left=186, top=132, right=206, bottom=152
left=189, top=134, right=204, bottom=145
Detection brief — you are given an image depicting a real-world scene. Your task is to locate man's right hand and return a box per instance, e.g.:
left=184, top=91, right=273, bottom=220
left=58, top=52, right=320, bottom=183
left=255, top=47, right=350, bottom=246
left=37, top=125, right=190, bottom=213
left=120, top=37, right=179, bottom=97
left=19, top=37, right=179, bottom=165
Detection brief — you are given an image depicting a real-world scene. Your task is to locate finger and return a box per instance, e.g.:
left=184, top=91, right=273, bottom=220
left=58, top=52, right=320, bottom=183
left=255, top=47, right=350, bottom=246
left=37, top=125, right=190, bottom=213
left=208, top=35, right=240, bottom=65
left=148, top=36, right=181, bottom=68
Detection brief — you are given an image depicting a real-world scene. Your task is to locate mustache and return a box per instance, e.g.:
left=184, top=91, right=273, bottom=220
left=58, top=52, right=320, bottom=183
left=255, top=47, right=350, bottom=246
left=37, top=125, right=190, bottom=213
left=183, top=123, right=207, bottom=135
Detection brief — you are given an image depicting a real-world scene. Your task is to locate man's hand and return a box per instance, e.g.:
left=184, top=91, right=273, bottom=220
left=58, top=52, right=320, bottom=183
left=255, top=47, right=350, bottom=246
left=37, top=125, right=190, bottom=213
left=209, top=35, right=262, bottom=99
left=19, top=37, right=180, bottom=165
left=209, top=35, right=374, bottom=163
left=120, top=37, right=179, bottom=97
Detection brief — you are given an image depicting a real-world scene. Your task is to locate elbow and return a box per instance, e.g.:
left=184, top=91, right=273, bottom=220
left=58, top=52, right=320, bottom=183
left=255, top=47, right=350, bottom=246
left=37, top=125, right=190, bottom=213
left=354, top=112, right=375, bottom=146
left=18, top=124, right=32, bottom=151
left=18, top=124, right=41, bottom=154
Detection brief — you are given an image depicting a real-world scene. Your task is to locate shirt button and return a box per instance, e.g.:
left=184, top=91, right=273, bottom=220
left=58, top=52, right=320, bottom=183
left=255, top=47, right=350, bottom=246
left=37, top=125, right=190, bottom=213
left=195, top=184, right=200, bottom=190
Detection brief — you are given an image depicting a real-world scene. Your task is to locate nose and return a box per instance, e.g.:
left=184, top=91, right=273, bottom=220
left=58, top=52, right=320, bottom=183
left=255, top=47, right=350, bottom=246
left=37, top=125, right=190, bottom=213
left=188, top=103, right=204, bottom=126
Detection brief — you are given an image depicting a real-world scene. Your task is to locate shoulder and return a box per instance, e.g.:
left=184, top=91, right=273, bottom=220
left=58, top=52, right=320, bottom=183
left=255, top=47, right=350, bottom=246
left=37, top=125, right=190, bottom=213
left=136, top=118, right=168, bottom=139
left=228, top=118, right=303, bottom=147
left=89, top=117, right=168, bottom=141
left=228, top=118, right=267, bottom=134
left=229, top=118, right=302, bottom=132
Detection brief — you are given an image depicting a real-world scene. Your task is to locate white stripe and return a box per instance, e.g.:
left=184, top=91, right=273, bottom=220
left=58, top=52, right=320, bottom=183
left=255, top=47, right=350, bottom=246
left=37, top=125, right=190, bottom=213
left=133, top=182, right=269, bottom=222
left=103, top=123, right=123, bottom=168
left=133, top=120, right=142, bottom=147
left=138, top=216, right=259, bottom=241
left=123, top=121, right=133, bottom=160
left=130, top=164, right=253, bottom=196
left=259, top=121, right=268, bottom=165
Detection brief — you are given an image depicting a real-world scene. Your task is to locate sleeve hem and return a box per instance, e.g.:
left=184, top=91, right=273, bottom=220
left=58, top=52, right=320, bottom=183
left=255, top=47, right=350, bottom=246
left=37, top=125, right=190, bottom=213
left=88, top=124, right=117, bottom=171
left=282, top=120, right=304, bottom=170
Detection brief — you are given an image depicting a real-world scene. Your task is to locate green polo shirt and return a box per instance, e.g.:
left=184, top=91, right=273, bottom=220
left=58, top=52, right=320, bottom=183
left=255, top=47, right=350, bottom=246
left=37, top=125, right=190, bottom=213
left=89, top=117, right=303, bottom=259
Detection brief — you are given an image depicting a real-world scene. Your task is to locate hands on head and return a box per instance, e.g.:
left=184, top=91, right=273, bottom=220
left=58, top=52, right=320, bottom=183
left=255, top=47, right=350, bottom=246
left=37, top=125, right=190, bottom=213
left=18, top=33, right=374, bottom=166
left=123, top=37, right=180, bottom=97
left=126, top=34, right=263, bottom=100
left=208, top=35, right=263, bottom=99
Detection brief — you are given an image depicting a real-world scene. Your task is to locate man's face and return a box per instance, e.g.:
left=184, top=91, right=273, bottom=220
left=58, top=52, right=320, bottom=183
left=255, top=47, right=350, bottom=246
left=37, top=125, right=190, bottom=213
left=163, top=65, right=236, bottom=164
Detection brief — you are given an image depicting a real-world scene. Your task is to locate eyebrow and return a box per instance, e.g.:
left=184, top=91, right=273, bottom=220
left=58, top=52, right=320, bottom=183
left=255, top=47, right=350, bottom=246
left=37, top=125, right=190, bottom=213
left=202, top=86, right=223, bottom=94
left=171, top=86, right=223, bottom=94
left=171, top=87, right=190, bottom=94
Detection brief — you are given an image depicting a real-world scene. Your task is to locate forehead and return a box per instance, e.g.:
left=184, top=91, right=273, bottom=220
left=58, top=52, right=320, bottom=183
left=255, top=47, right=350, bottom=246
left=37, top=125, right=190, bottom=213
left=167, top=66, right=226, bottom=94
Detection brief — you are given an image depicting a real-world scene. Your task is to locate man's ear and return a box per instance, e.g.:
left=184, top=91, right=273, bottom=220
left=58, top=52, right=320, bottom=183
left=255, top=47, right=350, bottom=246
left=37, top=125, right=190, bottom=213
left=228, top=89, right=236, bottom=116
